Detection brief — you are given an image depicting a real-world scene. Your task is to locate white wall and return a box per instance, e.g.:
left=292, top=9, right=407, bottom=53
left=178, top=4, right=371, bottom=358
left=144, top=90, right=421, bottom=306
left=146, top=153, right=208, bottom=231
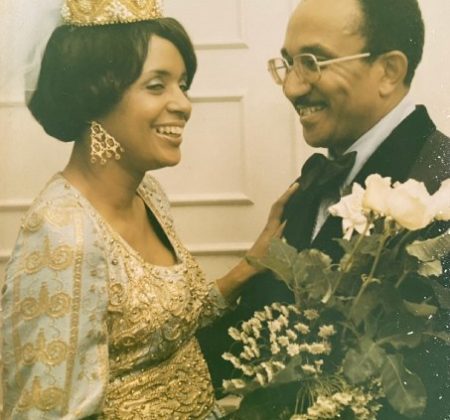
left=412, top=0, right=450, bottom=132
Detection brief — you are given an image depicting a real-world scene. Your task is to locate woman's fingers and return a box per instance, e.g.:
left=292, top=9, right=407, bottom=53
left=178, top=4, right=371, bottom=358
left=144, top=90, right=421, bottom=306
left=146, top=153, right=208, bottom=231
left=246, top=183, right=299, bottom=263
left=274, top=182, right=299, bottom=208
left=268, top=182, right=299, bottom=225
left=275, top=220, right=287, bottom=238
left=280, top=181, right=300, bottom=204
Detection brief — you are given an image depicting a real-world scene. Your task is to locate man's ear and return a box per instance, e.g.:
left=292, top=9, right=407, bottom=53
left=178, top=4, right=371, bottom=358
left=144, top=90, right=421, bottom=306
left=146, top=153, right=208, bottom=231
left=377, top=51, right=409, bottom=96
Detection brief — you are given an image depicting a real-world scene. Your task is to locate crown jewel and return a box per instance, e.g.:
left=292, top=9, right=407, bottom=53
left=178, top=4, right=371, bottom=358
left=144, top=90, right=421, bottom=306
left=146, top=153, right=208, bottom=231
left=62, top=0, right=163, bottom=26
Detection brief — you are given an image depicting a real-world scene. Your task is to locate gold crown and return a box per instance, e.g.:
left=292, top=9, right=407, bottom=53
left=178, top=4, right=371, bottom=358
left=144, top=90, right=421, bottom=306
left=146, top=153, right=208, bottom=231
left=61, top=0, right=163, bottom=26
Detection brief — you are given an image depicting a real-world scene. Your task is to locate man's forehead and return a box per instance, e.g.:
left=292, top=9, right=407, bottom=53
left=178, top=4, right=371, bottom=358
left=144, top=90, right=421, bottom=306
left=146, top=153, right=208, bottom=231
left=282, top=0, right=364, bottom=56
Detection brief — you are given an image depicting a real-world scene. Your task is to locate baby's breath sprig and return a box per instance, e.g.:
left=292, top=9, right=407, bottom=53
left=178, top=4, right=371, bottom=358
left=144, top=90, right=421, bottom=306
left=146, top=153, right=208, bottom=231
left=222, top=302, right=336, bottom=393
left=290, top=379, right=384, bottom=420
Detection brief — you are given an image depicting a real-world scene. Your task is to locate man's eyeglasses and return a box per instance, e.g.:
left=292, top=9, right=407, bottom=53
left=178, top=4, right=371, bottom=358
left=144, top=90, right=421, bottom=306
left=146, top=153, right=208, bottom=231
left=267, top=52, right=371, bottom=85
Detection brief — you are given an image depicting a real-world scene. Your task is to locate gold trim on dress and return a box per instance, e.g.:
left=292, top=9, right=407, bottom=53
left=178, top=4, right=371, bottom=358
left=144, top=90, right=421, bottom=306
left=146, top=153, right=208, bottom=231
left=17, top=377, right=65, bottom=412
left=104, top=338, right=214, bottom=419
left=19, top=283, right=71, bottom=320
left=21, top=329, right=68, bottom=366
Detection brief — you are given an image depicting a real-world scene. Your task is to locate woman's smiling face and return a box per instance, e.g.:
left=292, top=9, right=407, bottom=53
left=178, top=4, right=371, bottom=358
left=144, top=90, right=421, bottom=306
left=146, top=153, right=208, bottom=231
left=98, top=34, right=192, bottom=173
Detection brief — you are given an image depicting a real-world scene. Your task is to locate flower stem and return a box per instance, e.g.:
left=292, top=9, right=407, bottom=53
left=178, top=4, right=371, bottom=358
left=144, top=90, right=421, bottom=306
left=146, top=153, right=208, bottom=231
left=368, top=234, right=388, bottom=280
left=395, top=271, right=408, bottom=289
left=349, top=229, right=390, bottom=317
left=391, top=228, right=415, bottom=259
left=322, top=218, right=373, bottom=304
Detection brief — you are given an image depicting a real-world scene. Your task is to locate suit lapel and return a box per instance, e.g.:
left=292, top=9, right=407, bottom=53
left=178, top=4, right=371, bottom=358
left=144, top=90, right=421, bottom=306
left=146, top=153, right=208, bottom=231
left=312, top=106, right=436, bottom=255
left=353, top=106, right=435, bottom=186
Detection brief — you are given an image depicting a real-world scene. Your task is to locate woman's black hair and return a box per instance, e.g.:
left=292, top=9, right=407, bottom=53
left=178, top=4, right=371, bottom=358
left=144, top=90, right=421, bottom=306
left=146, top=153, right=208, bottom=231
left=28, top=17, right=197, bottom=142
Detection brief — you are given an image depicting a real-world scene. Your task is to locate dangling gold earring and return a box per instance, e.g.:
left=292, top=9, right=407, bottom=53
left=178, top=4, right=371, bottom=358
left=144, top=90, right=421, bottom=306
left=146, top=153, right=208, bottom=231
left=89, top=121, right=124, bottom=165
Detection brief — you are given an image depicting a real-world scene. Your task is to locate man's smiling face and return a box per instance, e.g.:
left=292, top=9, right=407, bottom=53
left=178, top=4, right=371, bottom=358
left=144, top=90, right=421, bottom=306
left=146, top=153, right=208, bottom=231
left=282, top=0, right=386, bottom=154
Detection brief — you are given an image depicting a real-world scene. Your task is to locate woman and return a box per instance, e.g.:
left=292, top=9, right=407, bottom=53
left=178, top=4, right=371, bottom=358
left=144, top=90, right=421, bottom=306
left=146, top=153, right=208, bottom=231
left=1, top=1, right=297, bottom=418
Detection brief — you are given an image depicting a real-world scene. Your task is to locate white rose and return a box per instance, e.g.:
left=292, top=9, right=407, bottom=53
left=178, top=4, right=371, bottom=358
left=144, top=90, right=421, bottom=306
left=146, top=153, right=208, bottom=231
left=329, top=183, right=371, bottom=240
left=362, top=174, right=392, bottom=216
left=432, top=178, right=450, bottom=221
left=388, top=179, right=434, bottom=230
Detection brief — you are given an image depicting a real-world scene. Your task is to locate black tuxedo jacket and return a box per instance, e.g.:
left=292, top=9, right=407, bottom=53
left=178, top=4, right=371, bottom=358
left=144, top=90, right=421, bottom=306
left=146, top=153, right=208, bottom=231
left=197, top=106, right=450, bottom=419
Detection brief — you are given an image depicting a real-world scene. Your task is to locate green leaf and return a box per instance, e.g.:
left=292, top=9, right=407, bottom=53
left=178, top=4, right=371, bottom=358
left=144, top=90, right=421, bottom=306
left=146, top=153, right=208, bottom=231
left=335, top=237, right=354, bottom=254
left=406, top=230, right=450, bottom=263
left=349, top=281, right=383, bottom=326
left=379, top=283, right=404, bottom=314
left=424, top=330, right=450, bottom=346
left=418, top=260, right=442, bottom=276
left=377, top=307, right=428, bottom=345
left=336, top=234, right=384, bottom=271
left=343, top=337, right=386, bottom=384
left=359, top=233, right=386, bottom=257
left=429, top=279, right=450, bottom=310
left=294, top=248, right=332, bottom=274
left=364, top=313, right=381, bottom=340
left=381, top=354, right=427, bottom=418
left=403, top=300, right=438, bottom=317
left=291, top=249, right=334, bottom=301
left=381, top=331, right=422, bottom=350
left=247, top=238, right=298, bottom=285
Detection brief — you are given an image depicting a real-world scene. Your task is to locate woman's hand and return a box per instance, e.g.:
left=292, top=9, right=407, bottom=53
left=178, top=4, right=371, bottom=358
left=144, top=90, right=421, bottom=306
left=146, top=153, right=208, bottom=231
left=216, top=182, right=299, bottom=301
left=246, top=182, right=299, bottom=263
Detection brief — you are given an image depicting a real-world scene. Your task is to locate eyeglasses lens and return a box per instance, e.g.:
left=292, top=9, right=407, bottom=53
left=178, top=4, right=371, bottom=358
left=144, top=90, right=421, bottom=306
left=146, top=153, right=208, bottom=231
left=296, top=55, right=319, bottom=82
left=269, top=58, right=287, bottom=85
left=269, top=55, right=321, bottom=84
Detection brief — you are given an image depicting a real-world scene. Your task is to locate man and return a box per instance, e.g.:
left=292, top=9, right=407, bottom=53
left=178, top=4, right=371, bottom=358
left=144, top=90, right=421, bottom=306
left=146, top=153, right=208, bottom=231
left=198, top=0, right=450, bottom=418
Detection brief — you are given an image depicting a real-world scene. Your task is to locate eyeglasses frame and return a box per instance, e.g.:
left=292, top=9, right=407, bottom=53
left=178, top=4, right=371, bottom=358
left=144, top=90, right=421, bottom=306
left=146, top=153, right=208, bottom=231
left=268, top=52, right=372, bottom=85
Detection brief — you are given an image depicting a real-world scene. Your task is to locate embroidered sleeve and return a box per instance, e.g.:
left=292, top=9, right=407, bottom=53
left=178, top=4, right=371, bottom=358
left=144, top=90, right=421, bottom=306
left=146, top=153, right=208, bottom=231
left=2, top=198, right=110, bottom=419
left=197, top=280, right=231, bottom=328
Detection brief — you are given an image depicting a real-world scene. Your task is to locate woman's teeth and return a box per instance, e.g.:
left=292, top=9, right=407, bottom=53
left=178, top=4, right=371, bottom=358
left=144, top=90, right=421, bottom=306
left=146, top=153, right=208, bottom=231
left=298, top=105, right=325, bottom=117
left=156, top=126, right=183, bottom=136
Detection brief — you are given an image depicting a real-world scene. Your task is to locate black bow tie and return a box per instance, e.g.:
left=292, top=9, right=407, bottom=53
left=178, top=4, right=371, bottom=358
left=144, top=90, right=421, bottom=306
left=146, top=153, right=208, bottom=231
left=282, top=151, right=357, bottom=250
left=299, top=151, right=357, bottom=192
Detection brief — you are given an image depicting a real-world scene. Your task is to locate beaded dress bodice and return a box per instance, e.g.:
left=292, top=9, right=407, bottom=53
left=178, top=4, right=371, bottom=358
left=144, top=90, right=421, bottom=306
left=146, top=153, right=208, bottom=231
left=2, top=173, right=228, bottom=419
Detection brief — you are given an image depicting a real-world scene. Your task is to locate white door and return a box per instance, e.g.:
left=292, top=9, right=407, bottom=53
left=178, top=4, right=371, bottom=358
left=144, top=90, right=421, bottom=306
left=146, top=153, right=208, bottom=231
left=159, top=0, right=307, bottom=278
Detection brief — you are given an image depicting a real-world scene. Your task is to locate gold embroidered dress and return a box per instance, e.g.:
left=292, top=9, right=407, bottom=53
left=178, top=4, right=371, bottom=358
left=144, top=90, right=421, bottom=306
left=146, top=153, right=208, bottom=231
left=2, top=173, right=228, bottom=419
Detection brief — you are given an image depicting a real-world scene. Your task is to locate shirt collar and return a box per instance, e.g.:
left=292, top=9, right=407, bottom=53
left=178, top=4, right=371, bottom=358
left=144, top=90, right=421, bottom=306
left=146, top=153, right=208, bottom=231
left=332, top=94, right=416, bottom=187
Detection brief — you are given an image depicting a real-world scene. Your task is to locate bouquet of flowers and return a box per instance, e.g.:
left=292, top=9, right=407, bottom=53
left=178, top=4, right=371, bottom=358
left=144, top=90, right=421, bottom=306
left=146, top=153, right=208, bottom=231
left=222, top=175, right=450, bottom=419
